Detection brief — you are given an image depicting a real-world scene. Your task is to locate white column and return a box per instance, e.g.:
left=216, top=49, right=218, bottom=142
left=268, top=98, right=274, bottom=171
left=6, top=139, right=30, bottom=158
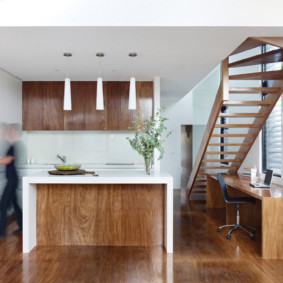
left=164, top=177, right=173, bottom=253
left=23, top=180, right=37, bottom=253
left=153, top=76, right=161, bottom=172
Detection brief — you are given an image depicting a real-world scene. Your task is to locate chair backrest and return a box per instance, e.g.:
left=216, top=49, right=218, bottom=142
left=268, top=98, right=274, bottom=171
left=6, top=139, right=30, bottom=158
left=216, top=173, right=230, bottom=203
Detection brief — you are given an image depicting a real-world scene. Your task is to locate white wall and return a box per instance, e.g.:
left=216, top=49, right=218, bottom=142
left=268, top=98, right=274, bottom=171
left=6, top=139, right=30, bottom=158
left=0, top=69, right=22, bottom=124
left=161, top=92, right=193, bottom=188
left=22, top=131, right=144, bottom=166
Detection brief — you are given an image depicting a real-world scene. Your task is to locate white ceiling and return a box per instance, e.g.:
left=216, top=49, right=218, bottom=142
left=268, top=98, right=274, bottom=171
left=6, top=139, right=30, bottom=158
left=0, top=27, right=283, bottom=103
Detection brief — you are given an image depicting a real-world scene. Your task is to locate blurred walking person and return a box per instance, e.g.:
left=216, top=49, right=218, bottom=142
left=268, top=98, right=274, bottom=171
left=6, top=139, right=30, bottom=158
left=0, top=124, right=22, bottom=237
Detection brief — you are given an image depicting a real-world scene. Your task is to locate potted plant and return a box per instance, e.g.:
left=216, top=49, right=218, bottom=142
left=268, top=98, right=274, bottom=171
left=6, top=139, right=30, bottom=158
left=127, top=107, right=172, bottom=175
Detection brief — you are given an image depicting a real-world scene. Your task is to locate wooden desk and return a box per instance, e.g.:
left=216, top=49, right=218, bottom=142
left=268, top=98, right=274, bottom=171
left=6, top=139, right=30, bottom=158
left=207, top=174, right=283, bottom=259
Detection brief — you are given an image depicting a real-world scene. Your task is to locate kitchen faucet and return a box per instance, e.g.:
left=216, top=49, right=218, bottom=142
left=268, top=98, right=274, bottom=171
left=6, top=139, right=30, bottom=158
left=57, top=154, right=66, bottom=163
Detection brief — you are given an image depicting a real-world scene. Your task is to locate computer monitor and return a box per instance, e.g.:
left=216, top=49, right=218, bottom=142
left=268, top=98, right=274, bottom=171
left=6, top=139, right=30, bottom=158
left=264, top=169, right=273, bottom=185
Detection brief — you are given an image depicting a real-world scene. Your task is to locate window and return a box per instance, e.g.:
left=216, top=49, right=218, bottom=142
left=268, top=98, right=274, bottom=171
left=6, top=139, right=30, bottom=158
left=262, top=45, right=282, bottom=177
left=220, top=106, right=228, bottom=165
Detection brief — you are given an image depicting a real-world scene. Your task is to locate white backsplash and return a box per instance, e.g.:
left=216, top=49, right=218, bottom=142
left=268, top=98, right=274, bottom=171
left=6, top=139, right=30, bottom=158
left=22, top=131, right=144, bottom=165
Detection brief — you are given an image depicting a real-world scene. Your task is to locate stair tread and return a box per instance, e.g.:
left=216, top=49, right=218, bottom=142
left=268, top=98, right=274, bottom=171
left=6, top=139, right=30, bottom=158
left=208, top=143, right=250, bottom=146
left=215, top=124, right=261, bottom=128
left=223, top=101, right=273, bottom=106
left=229, top=87, right=282, bottom=94
left=200, top=166, right=238, bottom=169
left=219, top=113, right=266, bottom=117
left=202, top=159, right=241, bottom=162
left=212, top=134, right=255, bottom=137
left=229, top=70, right=283, bottom=80
left=191, top=189, right=206, bottom=194
left=229, top=49, right=283, bottom=68
left=206, top=151, right=245, bottom=154
left=193, top=185, right=207, bottom=188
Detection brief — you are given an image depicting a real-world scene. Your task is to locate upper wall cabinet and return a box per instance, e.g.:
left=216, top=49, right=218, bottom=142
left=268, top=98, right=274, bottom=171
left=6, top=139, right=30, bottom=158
left=22, top=81, right=153, bottom=131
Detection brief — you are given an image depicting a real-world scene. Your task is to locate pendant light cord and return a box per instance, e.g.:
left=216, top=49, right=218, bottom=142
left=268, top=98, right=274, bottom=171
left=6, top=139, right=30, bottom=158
left=99, top=57, right=102, bottom=77
left=66, top=56, right=69, bottom=78
left=131, top=56, right=134, bottom=77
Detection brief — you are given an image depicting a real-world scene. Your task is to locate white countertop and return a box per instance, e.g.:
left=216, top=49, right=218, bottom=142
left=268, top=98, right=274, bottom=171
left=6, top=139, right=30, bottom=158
left=23, top=169, right=173, bottom=185
left=18, top=163, right=144, bottom=170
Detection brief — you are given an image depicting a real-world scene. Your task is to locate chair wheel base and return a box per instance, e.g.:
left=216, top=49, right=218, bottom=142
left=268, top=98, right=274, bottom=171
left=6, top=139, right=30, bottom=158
left=226, top=235, right=231, bottom=240
left=217, top=228, right=222, bottom=232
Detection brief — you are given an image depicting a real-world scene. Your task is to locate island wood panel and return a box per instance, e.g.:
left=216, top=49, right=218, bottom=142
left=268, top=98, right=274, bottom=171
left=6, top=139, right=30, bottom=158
left=36, top=184, right=164, bottom=246
left=22, top=82, right=44, bottom=130
left=44, top=82, right=64, bottom=130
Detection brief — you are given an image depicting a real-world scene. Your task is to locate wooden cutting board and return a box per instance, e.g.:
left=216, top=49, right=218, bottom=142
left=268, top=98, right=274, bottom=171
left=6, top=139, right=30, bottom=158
left=48, top=169, right=98, bottom=176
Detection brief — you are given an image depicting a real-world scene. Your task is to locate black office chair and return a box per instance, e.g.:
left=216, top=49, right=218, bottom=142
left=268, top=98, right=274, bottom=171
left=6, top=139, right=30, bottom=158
left=216, top=173, right=256, bottom=240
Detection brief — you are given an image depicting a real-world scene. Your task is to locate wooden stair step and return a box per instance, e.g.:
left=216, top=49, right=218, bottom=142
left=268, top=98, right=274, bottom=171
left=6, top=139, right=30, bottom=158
left=223, top=101, right=273, bottom=106
left=208, top=143, right=250, bottom=146
left=212, top=134, right=255, bottom=138
left=193, top=184, right=206, bottom=188
left=229, top=87, right=282, bottom=94
left=229, top=49, right=283, bottom=68
left=202, top=159, right=241, bottom=163
left=230, top=38, right=264, bottom=56
left=206, top=151, right=245, bottom=155
left=229, top=70, right=283, bottom=81
left=215, top=124, right=261, bottom=128
left=200, top=166, right=238, bottom=170
left=191, top=189, right=206, bottom=194
left=219, top=113, right=265, bottom=117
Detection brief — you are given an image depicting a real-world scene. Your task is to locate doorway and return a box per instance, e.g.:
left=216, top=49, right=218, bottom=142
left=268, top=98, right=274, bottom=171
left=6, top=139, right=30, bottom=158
left=181, top=125, right=192, bottom=189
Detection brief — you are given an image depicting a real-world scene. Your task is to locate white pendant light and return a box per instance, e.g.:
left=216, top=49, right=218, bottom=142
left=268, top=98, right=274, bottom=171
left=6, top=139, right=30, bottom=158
left=63, top=53, right=72, bottom=111
left=96, top=53, right=104, bottom=110
left=129, top=53, right=137, bottom=110
left=129, top=77, right=136, bottom=110
left=64, top=78, right=71, bottom=110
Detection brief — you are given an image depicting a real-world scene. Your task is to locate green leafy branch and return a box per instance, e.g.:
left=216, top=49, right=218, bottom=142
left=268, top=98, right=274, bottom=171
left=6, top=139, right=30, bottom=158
left=127, top=107, right=172, bottom=160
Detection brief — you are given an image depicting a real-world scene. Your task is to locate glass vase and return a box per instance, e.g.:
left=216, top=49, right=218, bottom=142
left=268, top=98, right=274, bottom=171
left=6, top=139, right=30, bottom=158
left=144, top=156, right=151, bottom=175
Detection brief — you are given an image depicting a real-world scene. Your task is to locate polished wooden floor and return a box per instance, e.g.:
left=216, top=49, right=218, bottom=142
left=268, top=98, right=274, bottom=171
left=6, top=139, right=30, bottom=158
left=1, top=190, right=283, bottom=282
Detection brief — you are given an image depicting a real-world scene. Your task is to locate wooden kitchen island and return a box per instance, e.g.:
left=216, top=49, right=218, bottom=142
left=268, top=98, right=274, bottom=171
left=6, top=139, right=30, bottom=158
left=22, top=170, right=173, bottom=254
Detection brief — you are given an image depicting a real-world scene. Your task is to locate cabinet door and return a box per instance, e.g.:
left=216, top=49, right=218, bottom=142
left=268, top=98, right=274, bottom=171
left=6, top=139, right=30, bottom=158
left=119, top=81, right=153, bottom=130
left=136, top=81, right=153, bottom=122
left=64, top=82, right=88, bottom=130
left=84, top=82, right=107, bottom=130
left=22, top=82, right=44, bottom=130
left=44, top=82, right=64, bottom=130
left=106, top=82, right=121, bottom=131
left=119, top=81, right=133, bottom=130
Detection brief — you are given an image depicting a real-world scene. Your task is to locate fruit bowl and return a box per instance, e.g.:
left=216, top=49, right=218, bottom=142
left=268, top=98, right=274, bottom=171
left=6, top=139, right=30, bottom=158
left=55, top=164, right=81, bottom=171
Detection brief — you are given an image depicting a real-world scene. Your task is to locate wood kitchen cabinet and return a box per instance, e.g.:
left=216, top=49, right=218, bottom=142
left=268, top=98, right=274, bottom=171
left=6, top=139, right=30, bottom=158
left=22, top=81, right=153, bottom=131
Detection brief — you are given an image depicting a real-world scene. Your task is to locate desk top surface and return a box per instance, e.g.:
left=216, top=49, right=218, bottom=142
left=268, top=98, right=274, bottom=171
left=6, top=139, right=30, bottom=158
left=209, top=174, right=283, bottom=200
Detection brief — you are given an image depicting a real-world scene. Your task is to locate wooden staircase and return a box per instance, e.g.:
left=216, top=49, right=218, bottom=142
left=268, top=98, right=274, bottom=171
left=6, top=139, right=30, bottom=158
left=187, top=37, right=283, bottom=198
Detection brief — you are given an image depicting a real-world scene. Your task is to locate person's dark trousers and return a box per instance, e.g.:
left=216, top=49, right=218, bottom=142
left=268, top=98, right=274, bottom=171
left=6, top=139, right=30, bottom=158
left=0, top=180, right=22, bottom=236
